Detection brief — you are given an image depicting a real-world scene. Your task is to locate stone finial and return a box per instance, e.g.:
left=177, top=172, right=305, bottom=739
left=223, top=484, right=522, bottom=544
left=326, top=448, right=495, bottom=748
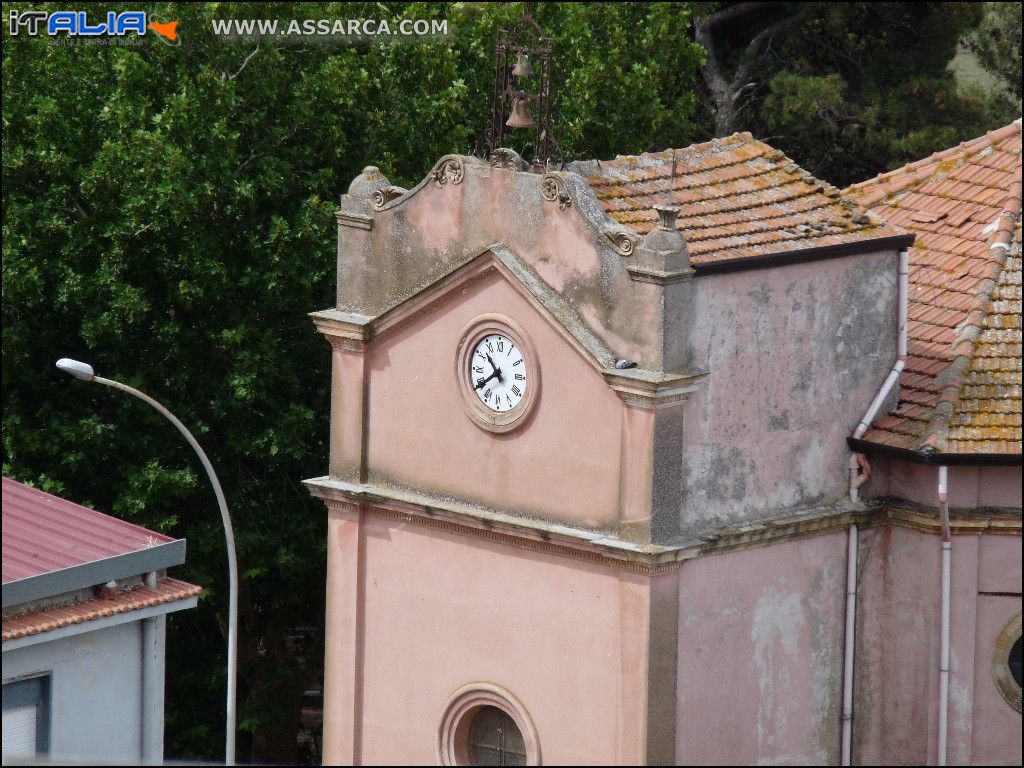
left=338, top=166, right=395, bottom=228
left=346, top=166, right=390, bottom=199
left=654, top=204, right=681, bottom=231
left=339, top=166, right=391, bottom=213
left=627, top=205, right=692, bottom=284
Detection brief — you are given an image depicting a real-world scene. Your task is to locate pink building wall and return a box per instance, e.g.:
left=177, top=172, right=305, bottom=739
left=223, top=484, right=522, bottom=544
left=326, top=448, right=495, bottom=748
left=324, top=502, right=662, bottom=765
left=853, top=526, right=1021, bottom=765
left=675, top=532, right=847, bottom=764
left=681, top=254, right=900, bottom=529
left=863, top=457, right=1023, bottom=509
left=363, top=268, right=624, bottom=528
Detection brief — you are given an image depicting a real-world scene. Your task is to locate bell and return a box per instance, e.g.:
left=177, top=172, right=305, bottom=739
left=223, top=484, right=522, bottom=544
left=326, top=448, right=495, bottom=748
left=511, top=52, right=535, bottom=79
left=506, top=96, right=534, bottom=129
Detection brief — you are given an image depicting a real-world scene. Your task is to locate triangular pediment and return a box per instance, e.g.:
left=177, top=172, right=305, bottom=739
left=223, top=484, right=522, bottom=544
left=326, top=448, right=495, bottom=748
left=319, top=244, right=618, bottom=371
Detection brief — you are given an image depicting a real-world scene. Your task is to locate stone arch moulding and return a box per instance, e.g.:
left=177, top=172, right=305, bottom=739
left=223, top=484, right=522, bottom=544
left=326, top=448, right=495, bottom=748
left=993, top=611, right=1022, bottom=713
left=437, top=682, right=542, bottom=766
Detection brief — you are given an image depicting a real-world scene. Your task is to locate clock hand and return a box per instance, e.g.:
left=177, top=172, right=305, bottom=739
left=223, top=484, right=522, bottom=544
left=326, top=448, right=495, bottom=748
left=485, top=353, right=503, bottom=383
left=475, top=369, right=500, bottom=390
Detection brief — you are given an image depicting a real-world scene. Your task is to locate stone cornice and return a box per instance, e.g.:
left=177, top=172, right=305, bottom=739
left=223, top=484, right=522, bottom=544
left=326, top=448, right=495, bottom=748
left=310, top=309, right=372, bottom=351
left=305, top=476, right=1021, bottom=574
left=626, top=264, right=696, bottom=285
left=602, top=368, right=707, bottom=409
left=305, top=476, right=692, bottom=574
left=335, top=210, right=373, bottom=231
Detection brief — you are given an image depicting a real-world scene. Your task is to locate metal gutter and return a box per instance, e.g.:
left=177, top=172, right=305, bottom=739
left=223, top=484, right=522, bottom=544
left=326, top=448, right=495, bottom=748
left=1, top=539, right=186, bottom=609
left=846, top=438, right=1022, bottom=466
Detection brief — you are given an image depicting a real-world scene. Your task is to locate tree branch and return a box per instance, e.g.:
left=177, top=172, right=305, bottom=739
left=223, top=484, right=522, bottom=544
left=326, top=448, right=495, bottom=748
left=224, top=45, right=260, bottom=81
left=693, top=14, right=731, bottom=97
left=700, top=1, right=777, bottom=29
left=733, top=8, right=811, bottom=86
left=695, top=3, right=815, bottom=134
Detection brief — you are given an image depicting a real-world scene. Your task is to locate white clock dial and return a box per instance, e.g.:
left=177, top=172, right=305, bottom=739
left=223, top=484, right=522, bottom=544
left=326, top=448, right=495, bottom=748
left=469, top=333, right=527, bottom=412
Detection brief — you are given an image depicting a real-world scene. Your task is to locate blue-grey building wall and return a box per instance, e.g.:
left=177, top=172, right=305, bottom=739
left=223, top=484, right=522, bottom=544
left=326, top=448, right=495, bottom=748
left=2, top=618, right=164, bottom=763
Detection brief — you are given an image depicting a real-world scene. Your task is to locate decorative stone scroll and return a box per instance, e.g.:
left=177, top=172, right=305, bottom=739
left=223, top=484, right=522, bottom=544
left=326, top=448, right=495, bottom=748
left=541, top=174, right=571, bottom=210
left=431, top=157, right=465, bottom=187
left=370, top=186, right=407, bottom=210
left=604, top=229, right=640, bottom=257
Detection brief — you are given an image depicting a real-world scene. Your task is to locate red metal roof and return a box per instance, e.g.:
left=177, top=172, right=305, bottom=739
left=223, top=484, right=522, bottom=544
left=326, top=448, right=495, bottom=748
left=846, top=121, right=1022, bottom=456
left=577, top=132, right=905, bottom=265
left=2, top=477, right=176, bottom=584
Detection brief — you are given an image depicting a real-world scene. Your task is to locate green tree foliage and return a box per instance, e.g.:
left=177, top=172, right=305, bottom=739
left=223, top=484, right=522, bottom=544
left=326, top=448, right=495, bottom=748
left=1, top=2, right=701, bottom=761
left=695, top=2, right=1004, bottom=184
left=1, top=0, right=1011, bottom=761
left=965, top=2, right=1023, bottom=102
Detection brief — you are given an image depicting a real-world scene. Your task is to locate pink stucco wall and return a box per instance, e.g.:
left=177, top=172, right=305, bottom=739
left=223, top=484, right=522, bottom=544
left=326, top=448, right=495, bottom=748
left=970, top=595, right=1022, bottom=766
left=364, top=267, right=624, bottom=528
left=675, top=532, right=847, bottom=764
left=863, top=457, right=1023, bottom=509
left=854, top=526, right=1022, bottom=765
left=340, top=509, right=654, bottom=765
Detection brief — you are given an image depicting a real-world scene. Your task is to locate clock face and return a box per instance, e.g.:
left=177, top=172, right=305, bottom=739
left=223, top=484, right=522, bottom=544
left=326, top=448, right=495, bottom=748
left=469, top=333, right=528, bottom=412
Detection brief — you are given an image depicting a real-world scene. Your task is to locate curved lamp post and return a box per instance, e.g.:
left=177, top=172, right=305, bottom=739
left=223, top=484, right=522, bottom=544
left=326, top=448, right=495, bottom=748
left=56, top=358, right=238, bottom=765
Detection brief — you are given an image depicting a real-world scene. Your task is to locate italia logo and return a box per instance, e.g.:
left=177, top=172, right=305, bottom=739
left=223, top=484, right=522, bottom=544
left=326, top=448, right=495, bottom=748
left=9, top=10, right=180, bottom=45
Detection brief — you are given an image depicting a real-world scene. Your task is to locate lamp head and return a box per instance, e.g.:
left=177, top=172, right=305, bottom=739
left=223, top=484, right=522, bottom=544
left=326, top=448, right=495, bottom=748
left=56, top=358, right=95, bottom=381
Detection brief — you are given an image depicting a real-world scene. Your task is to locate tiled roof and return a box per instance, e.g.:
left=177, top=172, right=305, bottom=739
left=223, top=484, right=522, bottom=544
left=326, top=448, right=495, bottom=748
left=2, top=577, right=201, bottom=641
left=574, top=132, right=905, bottom=265
left=846, top=121, right=1022, bottom=456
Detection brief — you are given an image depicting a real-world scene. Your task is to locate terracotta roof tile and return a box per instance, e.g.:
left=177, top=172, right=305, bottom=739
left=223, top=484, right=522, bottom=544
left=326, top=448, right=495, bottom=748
left=846, top=121, right=1022, bottom=456
left=572, top=133, right=904, bottom=265
left=2, top=578, right=201, bottom=641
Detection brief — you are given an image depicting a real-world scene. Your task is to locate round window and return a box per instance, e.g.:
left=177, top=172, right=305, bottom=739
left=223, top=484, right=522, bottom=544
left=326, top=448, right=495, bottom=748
left=1008, top=635, right=1022, bottom=688
left=993, top=613, right=1022, bottom=713
left=467, top=705, right=526, bottom=766
left=438, top=684, right=540, bottom=766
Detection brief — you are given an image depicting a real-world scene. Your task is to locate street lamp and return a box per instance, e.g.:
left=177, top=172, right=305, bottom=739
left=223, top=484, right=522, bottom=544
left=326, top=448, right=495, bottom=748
left=56, top=358, right=238, bottom=766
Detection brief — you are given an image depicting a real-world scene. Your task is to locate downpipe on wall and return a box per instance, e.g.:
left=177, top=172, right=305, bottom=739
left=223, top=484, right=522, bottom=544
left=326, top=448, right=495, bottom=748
left=840, top=248, right=910, bottom=765
left=937, top=466, right=951, bottom=766
left=841, top=524, right=858, bottom=766
left=848, top=248, right=910, bottom=502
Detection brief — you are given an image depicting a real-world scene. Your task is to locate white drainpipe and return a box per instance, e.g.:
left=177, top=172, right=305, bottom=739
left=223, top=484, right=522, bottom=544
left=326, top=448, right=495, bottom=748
left=937, top=466, right=951, bottom=766
left=840, top=523, right=858, bottom=765
left=849, top=248, right=910, bottom=502
left=840, top=247, right=910, bottom=765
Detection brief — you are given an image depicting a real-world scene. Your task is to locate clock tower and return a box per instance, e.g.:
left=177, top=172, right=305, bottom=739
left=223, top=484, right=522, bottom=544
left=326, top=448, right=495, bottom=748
left=307, top=137, right=916, bottom=764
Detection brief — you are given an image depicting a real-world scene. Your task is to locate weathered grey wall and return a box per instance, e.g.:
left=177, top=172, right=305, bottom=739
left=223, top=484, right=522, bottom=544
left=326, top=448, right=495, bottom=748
left=679, top=249, right=900, bottom=531
left=2, top=620, right=155, bottom=763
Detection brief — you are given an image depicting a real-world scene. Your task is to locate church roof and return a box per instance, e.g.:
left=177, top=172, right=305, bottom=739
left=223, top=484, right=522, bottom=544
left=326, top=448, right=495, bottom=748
left=845, top=120, right=1022, bottom=457
left=573, top=132, right=905, bottom=266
